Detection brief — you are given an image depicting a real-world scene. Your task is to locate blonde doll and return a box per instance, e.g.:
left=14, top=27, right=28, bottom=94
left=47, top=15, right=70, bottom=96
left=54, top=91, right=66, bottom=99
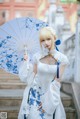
left=18, top=26, right=69, bottom=119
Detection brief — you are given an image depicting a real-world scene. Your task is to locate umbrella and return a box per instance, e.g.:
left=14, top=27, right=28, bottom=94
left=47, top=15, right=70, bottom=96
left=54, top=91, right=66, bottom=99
left=0, top=17, right=48, bottom=75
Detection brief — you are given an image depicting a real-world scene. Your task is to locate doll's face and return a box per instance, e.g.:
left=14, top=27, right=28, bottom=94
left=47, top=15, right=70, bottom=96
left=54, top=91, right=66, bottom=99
left=41, top=37, right=52, bottom=50
left=40, top=27, right=55, bottom=51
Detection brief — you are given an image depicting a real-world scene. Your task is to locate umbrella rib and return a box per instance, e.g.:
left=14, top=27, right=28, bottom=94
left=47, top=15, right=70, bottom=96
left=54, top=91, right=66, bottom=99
left=25, top=19, right=35, bottom=43
left=25, top=18, right=36, bottom=43
left=0, top=50, right=17, bottom=59
left=0, top=58, right=22, bottom=64
left=0, top=37, right=17, bottom=48
left=7, top=22, right=20, bottom=42
left=16, top=18, right=23, bottom=42
left=25, top=19, right=43, bottom=44
left=0, top=28, right=18, bottom=41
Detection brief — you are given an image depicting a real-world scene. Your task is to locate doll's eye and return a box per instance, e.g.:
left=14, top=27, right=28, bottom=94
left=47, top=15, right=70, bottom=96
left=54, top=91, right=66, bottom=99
left=41, top=39, right=45, bottom=42
left=47, top=38, right=51, bottom=40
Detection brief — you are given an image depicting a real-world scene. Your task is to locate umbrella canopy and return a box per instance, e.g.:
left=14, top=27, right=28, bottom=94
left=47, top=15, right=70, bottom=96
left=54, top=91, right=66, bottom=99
left=0, top=17, right=48, bottom=75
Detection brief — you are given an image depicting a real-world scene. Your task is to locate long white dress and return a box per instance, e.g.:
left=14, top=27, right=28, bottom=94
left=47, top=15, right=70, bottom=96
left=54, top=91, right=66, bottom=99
left=18, top=49, right=69, bottom=119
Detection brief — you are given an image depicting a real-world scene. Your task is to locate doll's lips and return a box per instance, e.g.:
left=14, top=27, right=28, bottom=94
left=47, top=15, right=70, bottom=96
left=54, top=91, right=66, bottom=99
left=46, top=45, right=50, bottom=48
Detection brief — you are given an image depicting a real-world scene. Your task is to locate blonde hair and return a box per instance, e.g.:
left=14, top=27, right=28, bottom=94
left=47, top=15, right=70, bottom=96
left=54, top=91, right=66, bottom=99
left=39, top=26, right=57, bottom=50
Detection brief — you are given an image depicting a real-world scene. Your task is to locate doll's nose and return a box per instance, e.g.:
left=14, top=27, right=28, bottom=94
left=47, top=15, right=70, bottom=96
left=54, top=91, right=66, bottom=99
left=45, top=40, right=48, bottom=45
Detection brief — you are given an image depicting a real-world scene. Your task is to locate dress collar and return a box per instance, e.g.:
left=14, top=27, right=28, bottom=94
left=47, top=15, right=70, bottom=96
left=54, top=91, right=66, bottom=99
left=40, top=49, right=57, bottom=59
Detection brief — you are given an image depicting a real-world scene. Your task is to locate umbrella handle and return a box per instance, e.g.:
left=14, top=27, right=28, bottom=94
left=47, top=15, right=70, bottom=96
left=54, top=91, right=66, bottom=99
left=24, top=54, right=29, bottom=69
left=24, top=54, right=28, bottom=61
left=24, top=46, right=30, bottom=70
left=24, top=46, right=28, bottom=60
left=24, top=46, right=28, bottom=55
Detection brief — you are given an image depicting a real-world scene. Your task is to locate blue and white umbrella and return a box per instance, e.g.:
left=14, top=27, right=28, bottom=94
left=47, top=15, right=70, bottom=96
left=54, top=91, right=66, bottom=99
left=0, top=17, right=48, bottom=75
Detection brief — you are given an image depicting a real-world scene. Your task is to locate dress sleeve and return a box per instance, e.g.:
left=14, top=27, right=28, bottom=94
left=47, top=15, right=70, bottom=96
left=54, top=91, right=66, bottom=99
left=18, top=61, right=35, bottom=85
left=18, top=53, right=40, bottom=84
left=33, top=53, right=39, bottom=64
left=41, top=80, right=61, bottom=114
left=59, top=52, right=69, bottom=65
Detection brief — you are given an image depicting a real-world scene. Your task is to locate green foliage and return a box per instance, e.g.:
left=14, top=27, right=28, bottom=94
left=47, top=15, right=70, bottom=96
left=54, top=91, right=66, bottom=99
left=60, top=0, right=78, bottom=3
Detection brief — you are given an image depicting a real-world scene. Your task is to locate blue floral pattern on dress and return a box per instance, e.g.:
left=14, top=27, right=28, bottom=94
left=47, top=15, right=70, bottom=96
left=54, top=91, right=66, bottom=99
left=28, top=86, right=45, bottom=119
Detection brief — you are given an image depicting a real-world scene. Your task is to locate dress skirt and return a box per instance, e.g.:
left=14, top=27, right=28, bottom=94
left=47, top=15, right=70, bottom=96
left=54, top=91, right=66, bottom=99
left=27, top=85, right=55, bottom=119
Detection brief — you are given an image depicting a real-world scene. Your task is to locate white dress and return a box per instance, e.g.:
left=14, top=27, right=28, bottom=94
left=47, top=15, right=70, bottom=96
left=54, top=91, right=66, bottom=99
left=18, top=49, right=69, bottom=119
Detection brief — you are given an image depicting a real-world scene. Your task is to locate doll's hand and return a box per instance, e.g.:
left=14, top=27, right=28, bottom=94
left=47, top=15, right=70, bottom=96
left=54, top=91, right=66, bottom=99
left=24, top=54, right=28, bottom=61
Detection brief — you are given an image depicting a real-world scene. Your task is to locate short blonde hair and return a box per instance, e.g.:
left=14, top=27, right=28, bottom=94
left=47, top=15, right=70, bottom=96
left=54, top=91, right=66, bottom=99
left=39, top=26, right=57, bottom=50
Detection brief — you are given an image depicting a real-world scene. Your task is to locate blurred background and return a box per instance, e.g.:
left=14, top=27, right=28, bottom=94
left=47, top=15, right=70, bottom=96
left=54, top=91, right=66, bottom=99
left=0, top=0, right=78, bottom=33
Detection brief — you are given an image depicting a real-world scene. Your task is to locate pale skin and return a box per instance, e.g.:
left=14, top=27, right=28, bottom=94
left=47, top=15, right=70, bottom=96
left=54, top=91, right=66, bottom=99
left=24, top=35, right=66, bottom=113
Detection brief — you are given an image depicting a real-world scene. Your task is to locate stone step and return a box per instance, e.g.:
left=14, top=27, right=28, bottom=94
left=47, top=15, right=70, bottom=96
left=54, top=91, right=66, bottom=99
left=65, top=107, right=77, bottom=119
left=0, top=98, right=22, bottom=107
left=0, top=82, right=26, bottom=89
left=61, top=81, right=72, bottom=95
left=0, top=78, right=20, bottom=83
left=0, top=69, right=19, bottom=80
left=0, top=89, right=23, bottom=107
left=0, top=78, right=21, bottom=83
left=61, top=92, right=73, bottom=107
left=0, top=89, right=73, bottom=107
left=0, top=70, right=19, bottom=80
left=0, top=76, right=19, bottom=80
left=0, top=73, right=27, bottom=89
left=0, top=106, right=76, bottom=119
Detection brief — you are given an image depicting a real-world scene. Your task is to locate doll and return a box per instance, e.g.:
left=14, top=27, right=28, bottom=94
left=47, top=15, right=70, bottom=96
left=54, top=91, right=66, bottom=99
left=18, top=26, right=69, bottom=119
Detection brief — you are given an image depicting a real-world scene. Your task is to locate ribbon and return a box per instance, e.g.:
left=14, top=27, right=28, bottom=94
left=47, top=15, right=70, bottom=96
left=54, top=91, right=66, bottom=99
left=55, top=39, right=61, bottom=51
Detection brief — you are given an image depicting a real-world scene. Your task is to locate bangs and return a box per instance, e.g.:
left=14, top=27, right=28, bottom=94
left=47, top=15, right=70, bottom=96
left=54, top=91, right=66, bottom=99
left=40, top=29, right=52, bottom=42
left=39, top=26, right=56, bottom=49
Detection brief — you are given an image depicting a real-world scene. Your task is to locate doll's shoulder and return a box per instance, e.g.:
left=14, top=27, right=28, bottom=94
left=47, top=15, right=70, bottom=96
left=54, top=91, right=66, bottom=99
left=54, top=50, right=69, bottom=65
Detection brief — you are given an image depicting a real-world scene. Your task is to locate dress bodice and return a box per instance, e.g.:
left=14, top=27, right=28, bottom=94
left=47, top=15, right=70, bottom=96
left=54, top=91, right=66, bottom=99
left=35, top=61, right=57, bottom=92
